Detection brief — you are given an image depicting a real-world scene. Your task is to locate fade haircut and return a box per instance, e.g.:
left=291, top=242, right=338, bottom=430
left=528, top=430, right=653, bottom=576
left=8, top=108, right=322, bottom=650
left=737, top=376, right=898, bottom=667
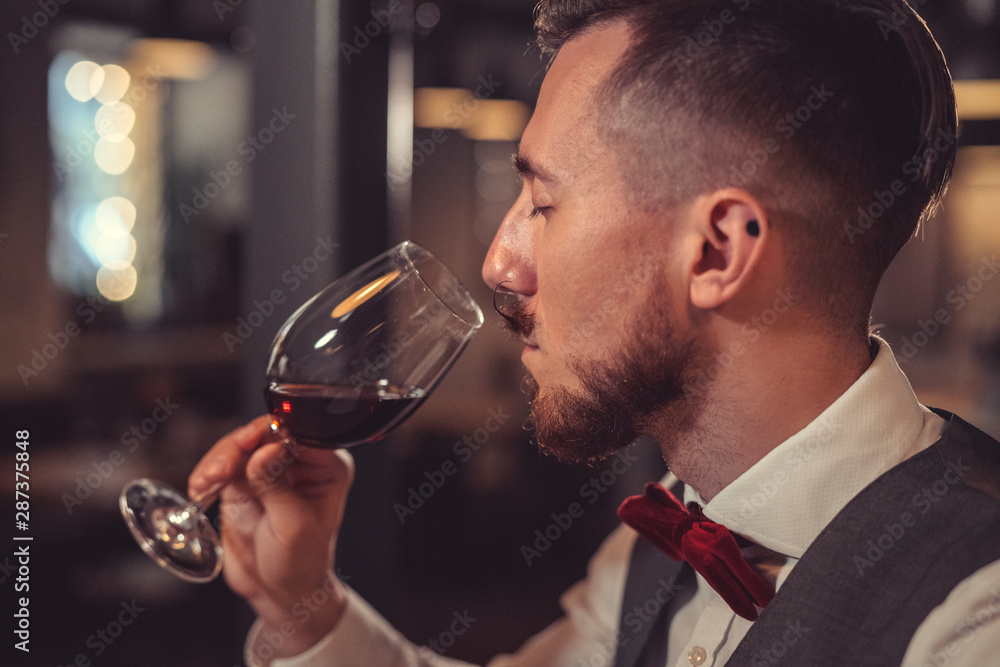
left=535, top=0, right=957, bottom=342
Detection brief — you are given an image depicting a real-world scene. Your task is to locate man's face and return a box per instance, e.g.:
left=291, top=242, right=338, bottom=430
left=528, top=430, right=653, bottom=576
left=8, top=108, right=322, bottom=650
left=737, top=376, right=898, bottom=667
left=482, top=23, right=707, bottom=461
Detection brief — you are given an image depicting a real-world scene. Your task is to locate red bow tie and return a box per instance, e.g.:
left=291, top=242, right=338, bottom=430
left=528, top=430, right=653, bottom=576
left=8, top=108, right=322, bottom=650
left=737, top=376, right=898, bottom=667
left=617, top=482, right=773, bottom=621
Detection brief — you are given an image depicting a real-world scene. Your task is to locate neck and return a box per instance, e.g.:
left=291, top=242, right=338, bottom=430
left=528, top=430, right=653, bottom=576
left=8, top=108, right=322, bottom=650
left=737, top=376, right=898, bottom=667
left=655, top=332, right=873, bottom=501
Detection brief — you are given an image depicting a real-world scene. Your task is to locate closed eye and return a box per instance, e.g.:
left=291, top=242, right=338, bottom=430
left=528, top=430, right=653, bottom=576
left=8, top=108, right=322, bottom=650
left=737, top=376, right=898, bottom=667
left=527, top=206, right=550, bottom=219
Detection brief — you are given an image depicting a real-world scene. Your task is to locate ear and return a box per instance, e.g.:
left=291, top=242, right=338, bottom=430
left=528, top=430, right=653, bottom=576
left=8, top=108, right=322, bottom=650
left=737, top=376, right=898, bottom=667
left=686, top=188, right=768, bottom=310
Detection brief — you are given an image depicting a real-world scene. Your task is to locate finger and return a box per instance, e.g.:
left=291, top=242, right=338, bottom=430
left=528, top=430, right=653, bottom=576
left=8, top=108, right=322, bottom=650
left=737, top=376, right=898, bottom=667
left=216, top=482, right=265, bottom=538
left=245, top=443, right=355, bottom=529
left=281, top=442, right=358, bottom=496
left=188, top=415, right=274, bottom=497
left=245, top=442, right=354, bottom=500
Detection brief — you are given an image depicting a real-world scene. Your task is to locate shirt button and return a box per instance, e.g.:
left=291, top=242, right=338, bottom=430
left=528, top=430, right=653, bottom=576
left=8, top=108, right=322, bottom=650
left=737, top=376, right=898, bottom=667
left=688, top=646, right=707, bottom=666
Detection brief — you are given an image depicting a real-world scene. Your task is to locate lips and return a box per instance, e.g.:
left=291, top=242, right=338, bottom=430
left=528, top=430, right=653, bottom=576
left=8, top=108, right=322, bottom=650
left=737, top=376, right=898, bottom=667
left=520, top=340, right=539, bottom=365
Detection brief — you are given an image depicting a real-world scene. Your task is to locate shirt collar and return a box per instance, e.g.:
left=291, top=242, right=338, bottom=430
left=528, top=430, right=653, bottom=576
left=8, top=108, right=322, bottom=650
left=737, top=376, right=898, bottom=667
left=684, top=336, right=943, bottom=558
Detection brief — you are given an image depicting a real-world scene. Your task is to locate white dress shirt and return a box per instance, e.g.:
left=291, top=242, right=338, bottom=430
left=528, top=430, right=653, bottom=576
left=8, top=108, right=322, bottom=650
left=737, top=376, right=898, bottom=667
left=246, top=338, right=1000, bottom=666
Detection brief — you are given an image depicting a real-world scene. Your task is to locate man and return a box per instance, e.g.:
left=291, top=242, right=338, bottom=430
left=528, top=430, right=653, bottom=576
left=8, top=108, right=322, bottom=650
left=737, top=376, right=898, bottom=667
left=190, top=1, right=1000, bottom=665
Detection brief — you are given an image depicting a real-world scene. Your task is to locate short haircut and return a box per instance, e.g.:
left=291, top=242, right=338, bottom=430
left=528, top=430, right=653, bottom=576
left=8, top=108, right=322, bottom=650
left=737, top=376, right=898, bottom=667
left=535, top=0, right=958, bottom=341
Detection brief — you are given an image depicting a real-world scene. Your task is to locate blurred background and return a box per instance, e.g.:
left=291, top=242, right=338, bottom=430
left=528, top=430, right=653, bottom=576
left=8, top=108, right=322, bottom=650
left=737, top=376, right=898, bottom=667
left=0, top=1, right=997, bottom=665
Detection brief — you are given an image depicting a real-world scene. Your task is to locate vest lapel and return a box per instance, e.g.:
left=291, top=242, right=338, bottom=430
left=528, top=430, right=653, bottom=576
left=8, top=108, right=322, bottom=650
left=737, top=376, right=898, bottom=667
left=728, top=411, right=1000, bottom=665
left=615, top=535, right=691, bottom=667
left=614, top=412, right=1000, bottom=666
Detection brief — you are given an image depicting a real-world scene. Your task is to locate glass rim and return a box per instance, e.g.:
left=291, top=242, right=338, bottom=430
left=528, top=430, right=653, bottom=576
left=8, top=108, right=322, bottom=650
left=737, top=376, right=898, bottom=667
left=398, top=241, right=485, bottom=330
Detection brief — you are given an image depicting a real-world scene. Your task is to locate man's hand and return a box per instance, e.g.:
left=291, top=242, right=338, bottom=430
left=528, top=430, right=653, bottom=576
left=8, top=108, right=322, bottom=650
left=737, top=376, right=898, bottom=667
left=189, top=415, right=355, bottom=657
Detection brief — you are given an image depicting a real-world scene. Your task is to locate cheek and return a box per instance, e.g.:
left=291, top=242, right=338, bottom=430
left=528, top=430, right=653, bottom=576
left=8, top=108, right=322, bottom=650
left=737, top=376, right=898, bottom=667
left=537, top=256, right=630, bottom=358
left=534, top=200, right=662, bottom=353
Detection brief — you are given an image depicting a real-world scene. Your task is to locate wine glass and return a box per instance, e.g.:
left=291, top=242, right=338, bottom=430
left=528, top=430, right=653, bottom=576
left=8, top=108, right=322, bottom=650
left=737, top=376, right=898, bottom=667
left=120, top=241, right=483, bottom=582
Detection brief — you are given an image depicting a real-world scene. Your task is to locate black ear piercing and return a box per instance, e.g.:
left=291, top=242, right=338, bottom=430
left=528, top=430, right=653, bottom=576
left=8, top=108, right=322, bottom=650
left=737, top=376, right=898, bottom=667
left=747, top=220, right=760, bottom=237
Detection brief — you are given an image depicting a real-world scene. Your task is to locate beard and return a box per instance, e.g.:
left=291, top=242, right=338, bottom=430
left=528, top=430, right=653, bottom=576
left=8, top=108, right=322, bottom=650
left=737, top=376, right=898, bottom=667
left=495, top=285, right=708, bottom=463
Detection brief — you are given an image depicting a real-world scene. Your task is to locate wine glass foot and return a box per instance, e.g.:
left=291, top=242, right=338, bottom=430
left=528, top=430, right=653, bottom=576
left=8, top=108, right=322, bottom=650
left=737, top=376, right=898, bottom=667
left=120, top=478, right=224, bottom=583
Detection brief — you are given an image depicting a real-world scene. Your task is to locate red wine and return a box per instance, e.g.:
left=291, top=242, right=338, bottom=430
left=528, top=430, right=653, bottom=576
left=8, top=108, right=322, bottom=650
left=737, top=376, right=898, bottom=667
left=266, top=382, right=427, bottom=449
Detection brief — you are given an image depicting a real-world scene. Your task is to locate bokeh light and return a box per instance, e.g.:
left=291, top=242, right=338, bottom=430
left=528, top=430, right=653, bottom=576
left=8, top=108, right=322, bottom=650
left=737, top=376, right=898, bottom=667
left=416, top=3, right=442, bottom=30
left=95, top=196, right=137, bottom=235
left=96, top=261, right=138, bottom=301
left=94, top=64, right=131, bottom=104
left=64, top=60, right=104, bottom=102
left=94, top=136, right=136, bottom=174
left=95, top=102, right=136, bottom=138
left=95, top=233, right=137, bottom=266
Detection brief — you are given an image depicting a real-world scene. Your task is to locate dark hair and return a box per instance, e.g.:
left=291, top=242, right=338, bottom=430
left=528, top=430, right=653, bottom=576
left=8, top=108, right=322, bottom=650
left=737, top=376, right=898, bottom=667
left=535, top=0, right=957, bottom=341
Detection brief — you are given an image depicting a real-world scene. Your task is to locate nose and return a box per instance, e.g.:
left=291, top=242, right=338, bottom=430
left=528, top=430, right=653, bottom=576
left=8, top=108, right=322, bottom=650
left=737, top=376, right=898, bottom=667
left=482, top=193, right=538, bottom=296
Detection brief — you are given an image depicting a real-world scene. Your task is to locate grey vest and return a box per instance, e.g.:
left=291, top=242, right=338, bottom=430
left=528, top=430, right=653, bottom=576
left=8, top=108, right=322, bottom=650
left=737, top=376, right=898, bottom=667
left=615, top=410, right=1000, bottom=667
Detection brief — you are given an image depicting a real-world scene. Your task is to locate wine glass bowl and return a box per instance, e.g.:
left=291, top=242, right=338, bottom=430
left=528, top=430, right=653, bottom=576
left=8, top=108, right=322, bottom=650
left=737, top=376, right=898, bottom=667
left=120, top=241, right=483, bottom=582
left=265, top=241, right=483, bottom=448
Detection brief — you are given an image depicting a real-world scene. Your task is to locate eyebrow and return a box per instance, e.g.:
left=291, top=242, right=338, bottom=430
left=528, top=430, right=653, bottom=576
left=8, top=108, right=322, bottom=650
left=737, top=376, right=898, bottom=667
left=512, top=151, right=560, bottom=184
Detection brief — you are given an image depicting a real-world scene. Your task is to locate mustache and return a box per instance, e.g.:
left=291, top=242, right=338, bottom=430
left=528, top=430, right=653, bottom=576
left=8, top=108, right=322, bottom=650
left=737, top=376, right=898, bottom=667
left=492, top=283, right=535, bottom=338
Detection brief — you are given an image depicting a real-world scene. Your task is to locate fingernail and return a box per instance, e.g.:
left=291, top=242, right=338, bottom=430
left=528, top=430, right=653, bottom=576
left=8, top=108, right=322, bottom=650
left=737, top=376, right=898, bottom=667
left=205, top=459, right=228, bottom=478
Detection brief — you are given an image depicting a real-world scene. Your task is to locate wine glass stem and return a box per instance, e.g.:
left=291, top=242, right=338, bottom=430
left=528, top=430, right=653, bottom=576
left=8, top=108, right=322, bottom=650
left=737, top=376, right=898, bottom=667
left=183, top=480, right=227, bottom=517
